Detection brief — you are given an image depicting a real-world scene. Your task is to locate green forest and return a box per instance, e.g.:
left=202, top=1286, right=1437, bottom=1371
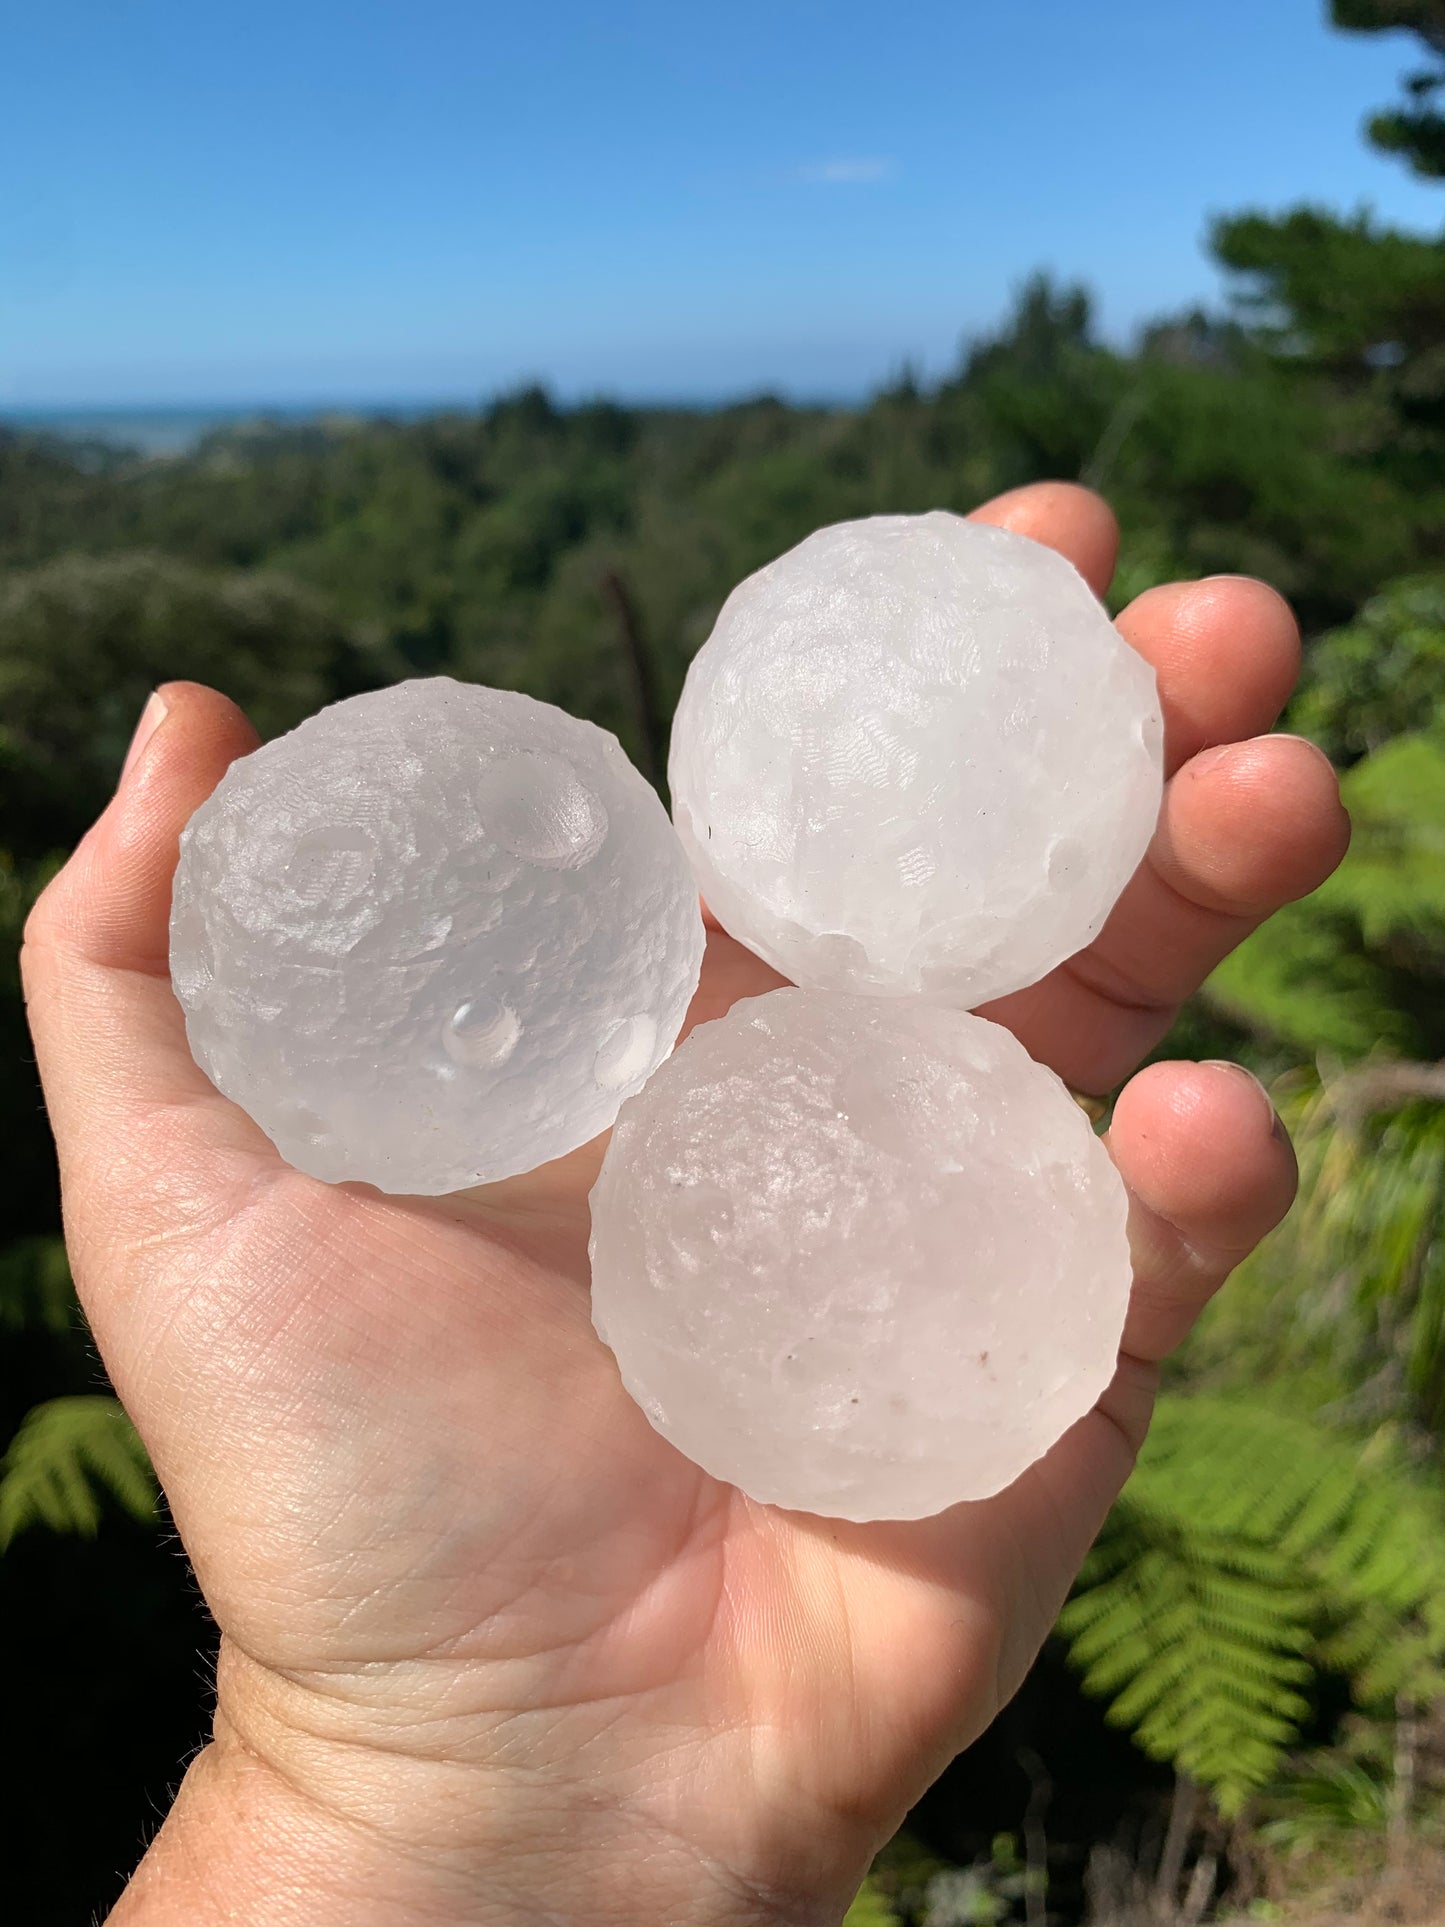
left=5, top=3, right=1445, bottom=1921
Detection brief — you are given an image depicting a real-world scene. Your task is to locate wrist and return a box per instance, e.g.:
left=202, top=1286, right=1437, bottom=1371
left=110, top=1642, right=858, bottom=1927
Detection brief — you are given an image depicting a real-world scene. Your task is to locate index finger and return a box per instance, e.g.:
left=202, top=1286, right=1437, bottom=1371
left=970, top=481, right=1120, bottom=598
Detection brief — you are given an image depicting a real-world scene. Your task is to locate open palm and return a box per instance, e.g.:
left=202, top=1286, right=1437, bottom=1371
left=23, top=485, right=1347, bottom=1927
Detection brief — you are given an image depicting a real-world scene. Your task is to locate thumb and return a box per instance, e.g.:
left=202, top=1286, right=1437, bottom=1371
left=29, top=681, right=260, bottom=981
left=21, top=680, right=270, bottom=1354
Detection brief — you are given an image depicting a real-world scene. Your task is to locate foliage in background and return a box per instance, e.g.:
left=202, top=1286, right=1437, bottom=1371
left=0, top=1235, right=78, bottom=1340
left=1187, top=1073, right=1445, bottom=1449
left=844, top=1831, right=1041, bottom=1927
left=1206, top=573, right=1445, bottom=1064
left=0, top=551, right=399, bottom=855
left=1058, top=1397, right=1445, bottom=1813
left=1207, top=728, right=1445, bottom=1061
left=0, top=1238, right=156, bottom=1548
left=1256, top=1752, right=1394, bottom=1855
left=0, top=1396, right=155, bottom=1549
left=1333, top=0, right=1445, bottom=180
left=1291, top=575, right=1445, bottom=763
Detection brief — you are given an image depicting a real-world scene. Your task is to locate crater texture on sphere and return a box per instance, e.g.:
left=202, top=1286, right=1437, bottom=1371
left=170, top=678, right=705, bottom=1194
left=669, top=512, right=1164, bottom=1006
left=589, top=988, right=1131, bottom=1521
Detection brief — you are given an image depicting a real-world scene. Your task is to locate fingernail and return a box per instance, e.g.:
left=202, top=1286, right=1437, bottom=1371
left=121, top=689, right=169, bottom=784
left=1189, top=743, right=1234, bottom=773
left=1203, top=1059, right=1275, bottom=1122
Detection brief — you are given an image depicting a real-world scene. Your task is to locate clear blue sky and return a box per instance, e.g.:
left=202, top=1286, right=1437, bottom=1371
left=3, top=0, right=1442, bottom=409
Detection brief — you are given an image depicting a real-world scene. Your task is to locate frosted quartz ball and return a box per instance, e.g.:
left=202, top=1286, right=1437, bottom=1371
left=170, top=678, right=705, bottom=1194
left=588, top=988, right=1131, bottom=1521
left=669, top=512, right=1164, bottom=1006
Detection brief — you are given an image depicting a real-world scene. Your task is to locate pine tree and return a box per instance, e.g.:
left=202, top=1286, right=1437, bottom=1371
left=1333, top=0, right=1445, bottom=179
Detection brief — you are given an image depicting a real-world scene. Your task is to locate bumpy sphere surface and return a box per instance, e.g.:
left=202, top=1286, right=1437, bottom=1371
left=669, top=512, right=1164, bottom=1006
left=171, top=679, right=704, bottom=1194
left=589, top=988, right=1131, bottom=1521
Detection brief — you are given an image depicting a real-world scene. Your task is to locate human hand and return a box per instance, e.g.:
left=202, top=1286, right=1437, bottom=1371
left=22, top=483, right=1348, bottom=1927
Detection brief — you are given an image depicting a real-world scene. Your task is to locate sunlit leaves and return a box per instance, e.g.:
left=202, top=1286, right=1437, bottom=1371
left=0, top=1397, right=156, bottom=1549
left=1060, top=1397, right=1445, bottom=1814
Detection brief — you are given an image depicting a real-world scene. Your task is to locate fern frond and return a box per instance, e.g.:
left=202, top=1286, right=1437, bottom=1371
left=1059, top=1395, right=1445, bottom=1813
left=0, top=1397, right=156, bottom=1548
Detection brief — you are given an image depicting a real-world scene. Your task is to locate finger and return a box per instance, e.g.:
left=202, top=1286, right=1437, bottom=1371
left=1108, top=1058, right=1297, bottom=1372
left=22, top=681, right=266, bottom=1148
left=1115, top=575, right=1301, bottom=774
left=969, top=481, right=1119, bottom=597
left=805, top=1055, right=1298, bottom=1746
left=983, top=732, right=1350, bottom=1092
left=970, top=505, right=1299, bottom=765
left=30, top=681, right=261, bottom=977
left=688, top=922, right=789, bottom=1027
left=955, top=1056, right=1295, bottom=1662
left=977, top=1060, right=1293, bottom=1574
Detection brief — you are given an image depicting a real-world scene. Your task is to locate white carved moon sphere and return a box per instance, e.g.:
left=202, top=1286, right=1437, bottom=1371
left=589, top=988, right=1132, bottom=1521
left=669, top=512, right=1164, bottom=1006
left=170, top=678, right=704, bottom=1194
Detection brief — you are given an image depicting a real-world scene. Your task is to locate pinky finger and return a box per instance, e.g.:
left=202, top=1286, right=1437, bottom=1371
left=1108, top=1058, right=1298, bottom=1379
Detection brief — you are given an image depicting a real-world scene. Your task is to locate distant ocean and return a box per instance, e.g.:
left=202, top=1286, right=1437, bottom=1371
left=1, top=401, right=471, bottom=457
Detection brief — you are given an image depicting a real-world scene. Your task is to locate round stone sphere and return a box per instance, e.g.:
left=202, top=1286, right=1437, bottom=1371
left=668, top=512, right=1164, bottom=1007
left=588, top=988, right=1131, bottom=1521
left=170, top=678, right=705, bottom=1194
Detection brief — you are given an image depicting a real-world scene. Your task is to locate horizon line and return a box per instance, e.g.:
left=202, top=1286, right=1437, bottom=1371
left=0, top=386, right=886, bottom=423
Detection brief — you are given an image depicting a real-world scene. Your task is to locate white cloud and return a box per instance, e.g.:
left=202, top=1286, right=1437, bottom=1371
left=797, top=157, right=898, bottom=185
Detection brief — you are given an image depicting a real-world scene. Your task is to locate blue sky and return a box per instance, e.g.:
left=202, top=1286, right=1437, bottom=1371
left=3, top=0, right=1442, bottom=408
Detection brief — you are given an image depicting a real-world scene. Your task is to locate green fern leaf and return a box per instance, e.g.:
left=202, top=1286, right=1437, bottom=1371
left=0, top=1397, right=157, bottom=1548
left=1059, top=1395, right=1445, bottom=1813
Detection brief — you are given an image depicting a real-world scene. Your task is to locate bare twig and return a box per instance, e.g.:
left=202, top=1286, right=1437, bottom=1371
left=1179, top=1849, right=1216, bottom=1927
left=1079, top=385, right=1146, bottom=492
left=1391, top=1693, right=1422, bottom=1869
left=1016, top=1746, right=1052, bottom=1927
left=1324, top=1059, right=1445, bottom=1129
left=599, top=568, right=667, bottom=788
left=1153, top=1774, right=1202, bottom=1920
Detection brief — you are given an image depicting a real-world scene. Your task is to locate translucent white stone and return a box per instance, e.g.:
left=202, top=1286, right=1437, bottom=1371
left=669, top=512, right=1164, bottom=1006
left=589, top=989, right=1131, bottom=1521
left=170, top=678, right=705, bottom=1194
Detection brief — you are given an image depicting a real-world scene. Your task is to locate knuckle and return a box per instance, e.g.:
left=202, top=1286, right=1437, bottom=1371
left=19, top=873, right=72, bottom=984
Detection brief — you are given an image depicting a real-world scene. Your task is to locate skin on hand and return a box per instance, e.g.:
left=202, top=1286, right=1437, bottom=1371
left=21, top=484, right=1349, bottom=1927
